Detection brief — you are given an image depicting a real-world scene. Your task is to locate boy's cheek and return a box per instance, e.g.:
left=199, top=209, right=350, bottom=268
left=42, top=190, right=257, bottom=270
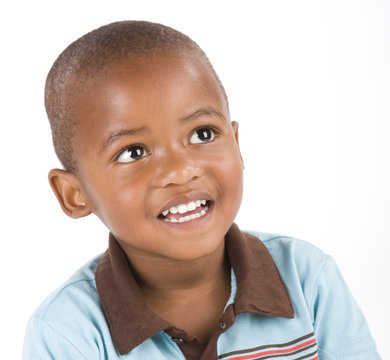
left=211, top=149, right=244, bottom=177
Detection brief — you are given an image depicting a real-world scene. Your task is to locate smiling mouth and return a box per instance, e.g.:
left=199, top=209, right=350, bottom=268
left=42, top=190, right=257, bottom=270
left=158, top=200, right=211, bottom=223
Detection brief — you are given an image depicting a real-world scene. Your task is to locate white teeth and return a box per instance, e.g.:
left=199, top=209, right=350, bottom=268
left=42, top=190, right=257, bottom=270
left=177, top=204, right=188, bottom=214
left=163, top=206, right=209, bottom=223
left=161, top=199, right=208, bottom=217
left=187, top=201, right=196, bottom=211
left=178, top=215, right=192, bottom=223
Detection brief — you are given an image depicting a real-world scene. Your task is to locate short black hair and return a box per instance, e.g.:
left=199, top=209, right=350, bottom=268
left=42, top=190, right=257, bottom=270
left=45, top=20, right=228, bottom=172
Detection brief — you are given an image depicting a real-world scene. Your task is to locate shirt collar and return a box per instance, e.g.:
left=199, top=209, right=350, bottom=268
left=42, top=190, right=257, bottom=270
left=95, top=223, right=294, bottom=355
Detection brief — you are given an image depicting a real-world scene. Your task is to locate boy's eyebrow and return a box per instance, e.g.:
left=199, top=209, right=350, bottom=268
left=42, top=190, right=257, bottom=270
left=181, top=108, right=227, bottom=123
left=102, top=127, right=148, bottom=151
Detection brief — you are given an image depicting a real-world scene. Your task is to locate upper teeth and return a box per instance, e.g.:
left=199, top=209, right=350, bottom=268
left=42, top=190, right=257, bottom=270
left=162, top=200, right=207, bottom=216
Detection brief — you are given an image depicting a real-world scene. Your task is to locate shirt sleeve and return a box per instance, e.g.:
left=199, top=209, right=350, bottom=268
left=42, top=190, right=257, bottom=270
left=23, top=316, right=88, bottom=360
left=310, top=256, right=381, bottom=360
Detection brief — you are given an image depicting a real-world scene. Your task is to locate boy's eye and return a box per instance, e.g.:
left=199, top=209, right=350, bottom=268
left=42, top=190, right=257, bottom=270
left=189, top=127, right=216, bottom=144
left=117, top=145, right=148, bottom=163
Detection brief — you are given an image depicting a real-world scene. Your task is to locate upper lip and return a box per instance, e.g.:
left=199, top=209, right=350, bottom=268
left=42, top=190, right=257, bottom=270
left=157, top=191, right=214, bottom=216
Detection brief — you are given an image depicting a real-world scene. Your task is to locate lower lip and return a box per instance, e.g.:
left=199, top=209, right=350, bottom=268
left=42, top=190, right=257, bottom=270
left=158, top=202, right=214, bottom=230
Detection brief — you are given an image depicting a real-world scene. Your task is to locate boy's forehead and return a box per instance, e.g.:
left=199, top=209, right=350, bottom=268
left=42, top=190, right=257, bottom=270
left=86, top=52, right=221, bottom=94
left=70, top=52, right=229, bottom=145
left=75, top=53, right=225, bottom=110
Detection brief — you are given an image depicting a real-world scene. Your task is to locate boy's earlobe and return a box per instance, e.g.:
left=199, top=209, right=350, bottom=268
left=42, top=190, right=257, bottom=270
left=48, top=169, right=91, bottom=219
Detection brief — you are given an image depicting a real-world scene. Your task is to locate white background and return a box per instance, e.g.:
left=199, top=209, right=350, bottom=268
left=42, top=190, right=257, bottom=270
left=1, top=0, right=389, bottom=358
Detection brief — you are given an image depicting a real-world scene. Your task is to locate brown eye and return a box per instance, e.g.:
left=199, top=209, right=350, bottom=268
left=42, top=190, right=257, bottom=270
left=190, top=127, right=216, bottom=144
left=117, top=145, right=148, bottom=163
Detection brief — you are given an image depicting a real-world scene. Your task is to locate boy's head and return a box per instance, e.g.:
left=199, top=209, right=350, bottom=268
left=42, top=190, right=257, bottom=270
left=45, top=20, right=227, bottom=172
left=47, top=21, right=244, bottom=261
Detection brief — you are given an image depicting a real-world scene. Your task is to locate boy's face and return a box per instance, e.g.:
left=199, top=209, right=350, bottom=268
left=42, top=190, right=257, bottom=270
left=70, top=52, right=243, bottom=261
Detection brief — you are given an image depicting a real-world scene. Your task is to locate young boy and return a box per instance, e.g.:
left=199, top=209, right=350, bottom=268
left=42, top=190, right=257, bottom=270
left=23, top=21, right=380, bottom=359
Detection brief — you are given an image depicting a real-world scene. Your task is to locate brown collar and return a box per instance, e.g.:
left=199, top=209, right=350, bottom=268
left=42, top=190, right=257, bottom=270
left=95, top=223, right=294, bottom=355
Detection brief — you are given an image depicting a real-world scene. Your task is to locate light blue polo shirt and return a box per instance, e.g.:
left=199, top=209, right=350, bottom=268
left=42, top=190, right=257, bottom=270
left=23, top=224, right=381, bottom=359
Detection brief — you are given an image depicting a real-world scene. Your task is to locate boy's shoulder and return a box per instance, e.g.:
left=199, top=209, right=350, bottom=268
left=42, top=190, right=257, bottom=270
left=249, top=229, right=323, bottom=248
left=245, top=230, right=332, bottom=295
left=31, top=253, right=103, bottom=321
left=24, top=253, right=122, bottom=359
left=246, top=230, right=329, bottom=265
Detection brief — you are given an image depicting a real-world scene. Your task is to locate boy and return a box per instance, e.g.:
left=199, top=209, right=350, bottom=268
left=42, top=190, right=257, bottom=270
left=23, top=21, right=380, bottom=359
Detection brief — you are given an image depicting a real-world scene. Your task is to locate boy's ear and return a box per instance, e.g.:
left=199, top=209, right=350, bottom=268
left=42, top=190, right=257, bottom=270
left=231, top=121, right=244, bottom=169
left=48, top=169, right=91, bottom=219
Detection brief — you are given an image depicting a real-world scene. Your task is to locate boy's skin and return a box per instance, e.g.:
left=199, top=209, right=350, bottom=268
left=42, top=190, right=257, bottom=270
left=48, top=51, right=244, bottom=343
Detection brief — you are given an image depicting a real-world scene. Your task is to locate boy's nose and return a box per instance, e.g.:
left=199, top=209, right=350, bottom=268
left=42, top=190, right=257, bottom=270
left=153, top=149, right=203, bottom=188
